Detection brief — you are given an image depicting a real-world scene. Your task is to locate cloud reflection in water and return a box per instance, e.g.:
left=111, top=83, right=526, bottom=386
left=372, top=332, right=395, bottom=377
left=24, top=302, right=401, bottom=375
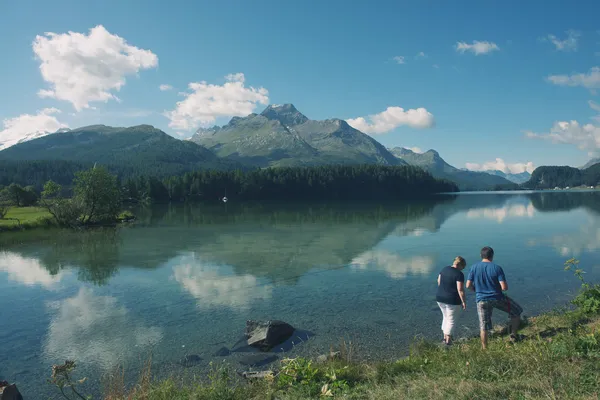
left=350, top=250, right=435, bottom=279
left=172, top=253, right=273, bottom=310
left=0, top=251, right=68, bottom=288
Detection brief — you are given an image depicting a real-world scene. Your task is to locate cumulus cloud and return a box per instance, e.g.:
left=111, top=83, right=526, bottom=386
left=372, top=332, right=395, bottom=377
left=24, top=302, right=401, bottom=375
left=346, top=106, right=435, bottom=134
left=545, top=30, right=580, bottom=52
left=455, top=40, right=500, bottom=55
left=33, top=25, right=158, bottom=111
left=547, top=67, right=600, bottom=90
left=0, top=251, right=68, bottom=288
left=465, top=158, right=535, bottom=174
left=589, top=100, right=600, bottom=112
left=44, top=288, right=163, bottom=371
left=407, top=147, right=422, bottom=153
left=416, top=52, right=427, bottom=59
left=351, top=250, right=434, bottom=280
left=0, top=108, right=68, bottom=150
left=393, top=56, right=406, bottom=64
left=159, top=84, right=173, bottom=91
left=165, top=73, right=269, bottom=131
left=525, top=121, right=600, bottom=152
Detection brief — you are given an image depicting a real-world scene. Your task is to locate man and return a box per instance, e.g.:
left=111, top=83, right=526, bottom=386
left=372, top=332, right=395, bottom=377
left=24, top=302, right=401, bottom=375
left=466, top=246, right=523, bottom=349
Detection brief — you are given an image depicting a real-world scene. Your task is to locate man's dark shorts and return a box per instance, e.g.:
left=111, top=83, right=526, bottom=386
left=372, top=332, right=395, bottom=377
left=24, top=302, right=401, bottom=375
left=476, top=296, right=523, bottom=331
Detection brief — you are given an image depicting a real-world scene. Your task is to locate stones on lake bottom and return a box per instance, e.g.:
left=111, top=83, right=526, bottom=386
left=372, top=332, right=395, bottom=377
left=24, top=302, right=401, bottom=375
left=238, top=354, right=278, bottom=367
left=178, top=354, right=202, bottom=368
left=213, top=346, right=231, bottom=357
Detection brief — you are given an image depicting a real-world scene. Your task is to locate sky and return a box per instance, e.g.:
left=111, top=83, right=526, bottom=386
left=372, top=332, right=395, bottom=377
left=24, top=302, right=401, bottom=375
left=1, top=0, right=600, bottom=174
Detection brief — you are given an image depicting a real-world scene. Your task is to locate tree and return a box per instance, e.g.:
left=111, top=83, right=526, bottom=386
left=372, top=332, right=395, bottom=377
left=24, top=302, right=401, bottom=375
left=73, top=166, right=121, bottom=224
left=41, top=180, right=83, bottom=227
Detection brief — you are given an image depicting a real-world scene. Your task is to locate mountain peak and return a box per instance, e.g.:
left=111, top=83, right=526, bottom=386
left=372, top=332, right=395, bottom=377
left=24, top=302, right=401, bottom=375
left=424, top=149, right=439, bottom=157
left=260, top=104, right=308, bottom=126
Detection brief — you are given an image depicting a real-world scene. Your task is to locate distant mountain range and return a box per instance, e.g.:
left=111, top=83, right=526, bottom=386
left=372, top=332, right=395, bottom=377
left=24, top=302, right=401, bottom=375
left=582, top=158, right=600, bottom=170
left=0, top=124, right=238, bottom=178
left=190, top=104, right=403, bottom=167
left=388, top=147, right=516, bottom=190
left=0, top=104, right=554, bottom=191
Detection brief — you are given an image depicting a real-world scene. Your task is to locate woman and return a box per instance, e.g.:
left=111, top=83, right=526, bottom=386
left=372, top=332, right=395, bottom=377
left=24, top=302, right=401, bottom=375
left=436, top=256, right=467, bottom=345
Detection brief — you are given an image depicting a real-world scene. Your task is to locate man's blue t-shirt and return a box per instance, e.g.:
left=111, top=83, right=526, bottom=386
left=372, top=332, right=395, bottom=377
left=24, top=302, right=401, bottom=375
left=467, top=261, right=506, bottom=302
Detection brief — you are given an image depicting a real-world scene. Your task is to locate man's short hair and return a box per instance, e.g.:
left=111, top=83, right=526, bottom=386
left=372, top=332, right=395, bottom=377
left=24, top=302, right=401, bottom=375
left=481, top=246, right=494, bottom=260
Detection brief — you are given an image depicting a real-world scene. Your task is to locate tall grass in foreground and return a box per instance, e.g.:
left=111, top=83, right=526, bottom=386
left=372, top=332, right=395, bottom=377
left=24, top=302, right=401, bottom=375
left=49, top=260, right=600, bottom=399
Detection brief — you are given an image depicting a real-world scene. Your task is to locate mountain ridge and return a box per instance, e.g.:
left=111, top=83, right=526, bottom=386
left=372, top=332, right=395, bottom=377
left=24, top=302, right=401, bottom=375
left=190, top=104, right=405, bottom=168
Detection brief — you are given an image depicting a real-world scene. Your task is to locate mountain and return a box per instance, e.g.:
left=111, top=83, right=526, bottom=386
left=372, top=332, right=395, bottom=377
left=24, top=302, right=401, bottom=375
left=0, top=124, right=239, bottom=178
left=388, top=147, right=515, bottom=190
left=0, top=127, right=72, bottom=151
left=190, top=104, right=405, bottom=167
left=484, top=170, right=531, bottom=184
left=524, top=164, right=600, bottom=189
left=581, top=158, right=600, bottom=169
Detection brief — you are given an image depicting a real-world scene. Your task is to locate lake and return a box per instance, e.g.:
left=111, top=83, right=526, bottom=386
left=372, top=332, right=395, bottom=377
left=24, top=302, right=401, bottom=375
left=2, top=191, right=600, bottom=398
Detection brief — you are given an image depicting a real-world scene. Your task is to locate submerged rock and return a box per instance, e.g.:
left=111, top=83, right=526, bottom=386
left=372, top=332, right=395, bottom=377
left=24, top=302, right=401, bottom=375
left=0, top=382, right=23, bottom=400
left=213, top=346, right=231, bottom=357
left=178, top=354, right=202, bottom=368
left=245, top=320, right=295, bottom=352
left=238, top=354, right=278, bottom=367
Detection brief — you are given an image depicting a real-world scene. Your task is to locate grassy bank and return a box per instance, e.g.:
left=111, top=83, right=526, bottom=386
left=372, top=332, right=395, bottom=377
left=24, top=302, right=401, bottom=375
left=48, top=276, right=600, bottom=400
left=0, top=207, right=53, bottom=230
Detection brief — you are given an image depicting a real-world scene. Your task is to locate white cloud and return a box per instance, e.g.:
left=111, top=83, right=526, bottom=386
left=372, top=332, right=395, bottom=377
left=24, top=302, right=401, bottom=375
left=172, top=254, right=272, bottom=309
left=165, top=73, right=269, bottom=131
left=465, top=158, right=535, bottom=174
left=407, top=147, right=422, bottom=153
left=351, top=250, right=434, bottom=280
left=393, top=56, right=406, bottom=64
left=433, top=64, right=440, bottom=69
left=589, top=100, right=600, bottom=112
left=416, top=52, right=427, bottom=59
left=159, top=84, right=173, bottom=91
left=0, top=251, right=68, bottom=288
left=44, top=288, right=163, bottom=371
left=455, top=40, right=500, bottom=55
left=525, top=120, right=600, bottom=151
left=547, top=67, right=600, bottom=90
left=546, top=30, right=580, bottom=52
left=0, top=108, right=68, bottom=150
left=346, top=106, right=435, bottom=134
left=33, top=25, right=158, bottom=111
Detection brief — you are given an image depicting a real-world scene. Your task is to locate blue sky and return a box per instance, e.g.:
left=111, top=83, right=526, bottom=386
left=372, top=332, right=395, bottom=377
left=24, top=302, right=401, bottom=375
left=1, top=0, right=600, bottom=173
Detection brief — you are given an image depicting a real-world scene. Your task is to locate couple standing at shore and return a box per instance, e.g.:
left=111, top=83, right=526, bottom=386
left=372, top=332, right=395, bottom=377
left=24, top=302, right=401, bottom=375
left=436, top=246, right=523, bottom=349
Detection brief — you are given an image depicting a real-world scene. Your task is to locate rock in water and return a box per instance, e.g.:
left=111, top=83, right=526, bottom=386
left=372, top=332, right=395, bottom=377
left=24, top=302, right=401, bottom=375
left=245, top=320, right=295, bottom=352
left=213, top=346, right=231, bottom=357
left=0, top=382, right=24, bottom=400
left=179, top=354, right=202, bottom=368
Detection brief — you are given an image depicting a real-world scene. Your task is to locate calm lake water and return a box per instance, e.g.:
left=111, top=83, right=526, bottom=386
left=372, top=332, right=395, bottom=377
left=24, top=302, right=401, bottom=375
left=2, top=191, right=600, bottom=398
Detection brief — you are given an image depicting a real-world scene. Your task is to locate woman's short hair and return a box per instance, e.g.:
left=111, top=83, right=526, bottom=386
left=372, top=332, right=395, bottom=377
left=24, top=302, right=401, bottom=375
left=454, top=256, right=466, bottom=268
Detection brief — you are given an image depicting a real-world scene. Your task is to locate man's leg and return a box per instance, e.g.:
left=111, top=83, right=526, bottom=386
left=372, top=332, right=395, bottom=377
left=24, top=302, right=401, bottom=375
left=506, top=297, right=524, bottom=339
left=476, top=301, right=492, bottom=350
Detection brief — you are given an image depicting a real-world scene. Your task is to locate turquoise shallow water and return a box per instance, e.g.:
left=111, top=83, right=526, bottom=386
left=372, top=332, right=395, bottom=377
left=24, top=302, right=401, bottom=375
left=1, top=191, right=600, bottom=398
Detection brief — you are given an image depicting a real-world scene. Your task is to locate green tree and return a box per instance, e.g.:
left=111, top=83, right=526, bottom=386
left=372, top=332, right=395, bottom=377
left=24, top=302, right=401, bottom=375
left=73, top=166, right=121, bottom=224
left=41, top=180, right=83, bottom=227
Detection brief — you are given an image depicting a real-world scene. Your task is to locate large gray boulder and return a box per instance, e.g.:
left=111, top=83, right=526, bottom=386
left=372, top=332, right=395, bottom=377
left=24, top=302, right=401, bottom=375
left=245, top=320, right=295, bottom=351
left=0, top=382, right=23, bottom=400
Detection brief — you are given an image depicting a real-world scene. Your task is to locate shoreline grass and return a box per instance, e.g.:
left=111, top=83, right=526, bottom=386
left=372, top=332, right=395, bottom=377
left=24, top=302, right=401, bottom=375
left=47, top=304, right=600, bottom=400
left=0, top=206, right=54, bottom=231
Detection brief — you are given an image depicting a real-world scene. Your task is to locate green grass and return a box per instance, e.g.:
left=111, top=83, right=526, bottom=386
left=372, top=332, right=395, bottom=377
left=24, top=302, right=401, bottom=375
left=46, top=307, right=596, bottom=400
left=0, top=207, right=54, bottom=230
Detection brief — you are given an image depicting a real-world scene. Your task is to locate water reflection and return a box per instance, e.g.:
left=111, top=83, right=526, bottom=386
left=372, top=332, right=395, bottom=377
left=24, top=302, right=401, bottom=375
left=528, top=217, right=600, bottom=257
left=44, top=288, right=163, bottom=371
left=172, top=253, right=273, bottom=309
left=0, top=251, right=68, bottom=288
left=351, top=250, right=435, bottom=279
left=466, top=203, right=535, bottom=223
